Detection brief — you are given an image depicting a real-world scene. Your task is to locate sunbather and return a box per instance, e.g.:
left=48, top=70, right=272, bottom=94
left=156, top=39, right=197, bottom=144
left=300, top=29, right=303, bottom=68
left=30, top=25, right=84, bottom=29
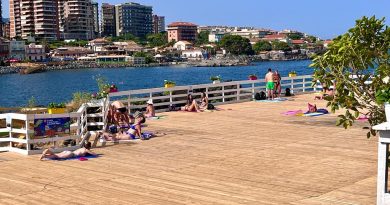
left=100, top=112, right=147, bottom=141
left=40, top=142, right=96, bottom=160
left=265, top=68, right=275, bottom=100
left=145, top=99, right=156, bottom=118
left=198, top=92, right=209, bottom=111
left=181, top=94, right=201, bottom=112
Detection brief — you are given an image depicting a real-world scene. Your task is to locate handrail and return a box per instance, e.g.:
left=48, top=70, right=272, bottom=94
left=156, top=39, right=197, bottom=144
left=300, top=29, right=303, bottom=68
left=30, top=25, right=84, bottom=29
left=108, top=74, right=316, bottom=114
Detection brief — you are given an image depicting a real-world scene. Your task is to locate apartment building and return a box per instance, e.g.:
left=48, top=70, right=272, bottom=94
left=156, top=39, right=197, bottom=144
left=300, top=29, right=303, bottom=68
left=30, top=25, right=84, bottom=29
left=115, top=2, right=153, bottom=37
left=168, top=22, right=198, bottom=42
left=92, top=1, right=99, bottom=37
left=101, top=3, right=116, bottom=37
left=59, top=0, right=95, bottom=40
left=10, top=0, right=60, bottom=40
left=152, top=15, right=165, bottom=34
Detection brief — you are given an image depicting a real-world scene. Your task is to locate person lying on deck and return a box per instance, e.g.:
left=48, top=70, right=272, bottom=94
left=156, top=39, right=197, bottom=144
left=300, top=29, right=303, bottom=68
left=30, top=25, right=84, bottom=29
left=40, top=142, right=96, bottom=161
left=145, top=99, right=156, bottom=118
left=181, top=94, right=201, bottom=112
left=314, top=81, right=336, bottom=100
left=100, top=112, right=147, bottom=141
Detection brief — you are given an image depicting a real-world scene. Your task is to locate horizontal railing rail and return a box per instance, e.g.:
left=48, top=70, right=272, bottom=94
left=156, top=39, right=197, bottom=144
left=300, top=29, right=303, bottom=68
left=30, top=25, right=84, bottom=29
left=108, top=75, right=317, bottom=113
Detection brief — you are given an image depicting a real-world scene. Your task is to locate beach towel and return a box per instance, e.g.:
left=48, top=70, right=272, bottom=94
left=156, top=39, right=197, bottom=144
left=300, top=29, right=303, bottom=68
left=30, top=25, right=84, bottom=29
left=44, top=154, right=100, bottom=161
left=147, top=116, right=166, bottom=120
left=256, top=98, right=288, bottom=103
left=357, top=116, right=369, bottom=122
left=282, top=110, right=303, bottom=116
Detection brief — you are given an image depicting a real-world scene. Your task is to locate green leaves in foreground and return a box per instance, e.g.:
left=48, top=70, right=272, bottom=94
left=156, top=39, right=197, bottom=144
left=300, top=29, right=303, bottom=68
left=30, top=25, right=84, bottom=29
left=311, top=16, right=390, bottom=138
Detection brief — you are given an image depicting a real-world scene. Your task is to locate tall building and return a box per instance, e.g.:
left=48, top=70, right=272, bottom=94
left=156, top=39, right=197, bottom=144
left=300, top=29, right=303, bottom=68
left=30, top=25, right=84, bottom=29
left=101, top=3, right=116, bottom=37
left=10, top=0, right=59, bottom=40
left=115, top=2, right=153, bottom=37
left=152, top=15, right=165, bottom=34
left=92, top=1, right=99, bottom=37
left=2, top=19, right=10, bottom=39
left=167, top=22, right=198, bottom=42
left=59, top=0, right=95, bottom=40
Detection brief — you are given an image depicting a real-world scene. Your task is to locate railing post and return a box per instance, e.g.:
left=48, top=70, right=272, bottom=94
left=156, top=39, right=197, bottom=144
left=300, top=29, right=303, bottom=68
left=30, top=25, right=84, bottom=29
left=222, top=85, right=225, bottom=103
left=236, top=83, right=240, bottom=101
left=252, top=82, right=255, bottom=99
left=291, top=78, right=294, bottom=95
left=25, top=116, right=29, bottom=153
left=127, top=94, right=131, bottom=111
left=303, top=78, right=306, bottom=92
left=373, top=123, right=390, bottom=205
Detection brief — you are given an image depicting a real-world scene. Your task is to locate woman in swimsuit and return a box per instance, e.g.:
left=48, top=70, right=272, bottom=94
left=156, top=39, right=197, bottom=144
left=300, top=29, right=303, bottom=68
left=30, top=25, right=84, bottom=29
left=274, top=70, right=281, bottom=98
left=181, top=94, right=201, bottom=112
left=40, top=142, right=96, bottom=160
left=100, top=112, right=147, bottom=141
left=145, top=99, right=156, bottom=118
left=198, top=92, right=209, bottom=111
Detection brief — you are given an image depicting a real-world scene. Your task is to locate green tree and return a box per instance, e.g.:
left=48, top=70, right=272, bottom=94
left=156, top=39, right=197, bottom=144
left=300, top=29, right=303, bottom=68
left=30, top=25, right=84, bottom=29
left=272, top=41, right=291, bottom=51
left=195, top=31, right=210, bottom=45
left=253, top=40, right=272, bottom=53
left=147, top=32, right=168, bottom=47
left=219, top=35, right=254, bottom=55
left=307, top=35, right=317, bottom=43
left=109, top=33, right=141, bottom=43
left=310, top=16, right=390, bottom=137
left=133, top=51, right=155, bottom=64
left=288, top=33, right=302, bottom=40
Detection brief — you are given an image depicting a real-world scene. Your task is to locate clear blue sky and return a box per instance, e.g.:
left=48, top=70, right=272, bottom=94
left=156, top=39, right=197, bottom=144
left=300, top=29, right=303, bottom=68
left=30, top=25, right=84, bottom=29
left=3, top=0, right=390, bottom=39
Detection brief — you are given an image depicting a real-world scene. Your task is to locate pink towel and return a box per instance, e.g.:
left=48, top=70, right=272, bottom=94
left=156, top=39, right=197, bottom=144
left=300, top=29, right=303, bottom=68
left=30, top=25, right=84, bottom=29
left=282, top=110, right=303, bottom=116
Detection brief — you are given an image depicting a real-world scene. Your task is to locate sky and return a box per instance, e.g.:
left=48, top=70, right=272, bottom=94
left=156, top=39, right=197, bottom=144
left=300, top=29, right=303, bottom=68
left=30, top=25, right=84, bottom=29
left=3, top=0, right=390, bottom=39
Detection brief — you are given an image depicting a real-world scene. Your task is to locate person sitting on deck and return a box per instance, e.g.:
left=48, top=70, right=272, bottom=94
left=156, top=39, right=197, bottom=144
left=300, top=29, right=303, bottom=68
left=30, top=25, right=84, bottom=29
left=265, top=68, right=275, bottom=100
left=181, top=94, right=201, bottom=112
left=100, top=111, right=147, bottom=141
left=314, top=81, right=336, bottom=100
left=198, top=92, right=209, bottom=111
left=145, top=99, right=156, bottom=118
left=40, top=142, right=97, bottom=160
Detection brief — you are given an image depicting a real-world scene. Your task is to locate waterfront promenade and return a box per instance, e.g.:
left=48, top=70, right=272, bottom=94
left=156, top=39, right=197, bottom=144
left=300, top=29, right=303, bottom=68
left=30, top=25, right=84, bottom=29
left=0, top=93, right=376, bottom=204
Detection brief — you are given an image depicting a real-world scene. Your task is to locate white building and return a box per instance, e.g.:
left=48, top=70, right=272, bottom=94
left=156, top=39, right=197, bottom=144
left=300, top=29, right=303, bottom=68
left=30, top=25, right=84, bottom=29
left=208, top=33, right=225, bottom=43
left=25, top=44, right=46, bottom=62
left=173, top=41, right=193, bottom=51
left=182, top=49, right=205, bottom=60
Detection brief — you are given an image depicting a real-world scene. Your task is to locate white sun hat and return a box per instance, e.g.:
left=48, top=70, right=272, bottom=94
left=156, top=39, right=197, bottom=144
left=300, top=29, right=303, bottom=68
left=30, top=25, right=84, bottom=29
left=147, top=99, right=153, bottom=105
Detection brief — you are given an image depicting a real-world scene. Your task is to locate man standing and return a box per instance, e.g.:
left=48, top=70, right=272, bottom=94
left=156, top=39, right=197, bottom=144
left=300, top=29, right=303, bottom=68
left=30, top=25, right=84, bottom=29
left=265, top=68, right=275, bottom=100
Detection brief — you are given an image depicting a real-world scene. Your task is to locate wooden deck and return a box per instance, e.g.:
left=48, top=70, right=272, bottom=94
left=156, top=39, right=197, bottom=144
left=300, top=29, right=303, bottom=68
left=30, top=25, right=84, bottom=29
left=0, top=94, right=377, bottom=204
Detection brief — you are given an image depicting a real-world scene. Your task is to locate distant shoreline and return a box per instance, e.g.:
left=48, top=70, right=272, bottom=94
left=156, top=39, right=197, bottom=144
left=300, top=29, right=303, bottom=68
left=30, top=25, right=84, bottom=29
left=0, top=59, right=311, bottom=75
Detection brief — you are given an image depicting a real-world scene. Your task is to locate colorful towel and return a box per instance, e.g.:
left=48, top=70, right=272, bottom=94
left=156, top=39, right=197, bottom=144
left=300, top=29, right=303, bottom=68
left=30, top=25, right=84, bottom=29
left=256, top=98, right=288, bottom=103
left=45, top=154, right=100, bottom=161
left=282, top=110, right=303, bottom=116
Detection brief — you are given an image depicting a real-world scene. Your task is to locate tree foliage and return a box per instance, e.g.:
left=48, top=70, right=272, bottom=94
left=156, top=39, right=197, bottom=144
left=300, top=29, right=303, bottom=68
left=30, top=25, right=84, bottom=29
left=253, top=40, right=272, bottom=53
left=109, top=33, right=141, bottom=43
left=195, top=31, right=210, bottom=46
left=133, top=51, right=155, bottom=64
left=219, top=35, right=254, bottom=55
left=310, top=16, right=390, bottom=138
left=147, top=32, right=168, bottom=47
left=288, top=33, right=302, bottom=40
left=271, top=41, right=291, bottom=51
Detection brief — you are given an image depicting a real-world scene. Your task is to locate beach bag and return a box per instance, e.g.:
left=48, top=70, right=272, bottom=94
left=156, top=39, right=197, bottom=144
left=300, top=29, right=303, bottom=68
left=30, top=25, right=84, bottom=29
left=254, top=93, right=261, bottom=100
left=169, top=104, right=176, bottom=111
left=255, top=92, right=266, bottom=100
left=285, top=88, right=292, bottom=96
left=207, top=103, right=215, bottom=110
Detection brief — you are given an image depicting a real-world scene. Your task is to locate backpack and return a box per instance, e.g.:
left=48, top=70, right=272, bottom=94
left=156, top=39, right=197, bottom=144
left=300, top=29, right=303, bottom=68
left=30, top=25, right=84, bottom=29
left=255, top=91, right=266, bottom=100
left=207, top=103, right=215, bottom=110
left=285, top=88, right=292, bottom=96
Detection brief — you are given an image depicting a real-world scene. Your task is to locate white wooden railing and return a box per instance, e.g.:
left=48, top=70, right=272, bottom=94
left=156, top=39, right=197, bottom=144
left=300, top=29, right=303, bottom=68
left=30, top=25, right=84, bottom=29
left=0, top=99, right=108, bottom=155
left=108, top=75, right=317, bottom=113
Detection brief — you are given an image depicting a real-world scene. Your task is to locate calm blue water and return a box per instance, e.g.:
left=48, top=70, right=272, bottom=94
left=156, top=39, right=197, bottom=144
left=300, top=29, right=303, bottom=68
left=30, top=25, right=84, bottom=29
left=0, top=60, right=313, bottom=107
